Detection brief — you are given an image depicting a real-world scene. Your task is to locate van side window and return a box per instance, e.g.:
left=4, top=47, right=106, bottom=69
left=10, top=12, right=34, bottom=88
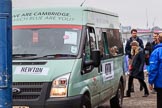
left=84, top=35, right=91, bottom=61
left=107, top=29, right=123, bottom=57
left=102, top=32, right=109, bottom=56
left=97, top=29, right=110, bottom=58
left=84, top=26, right=97, bottom=61
left=87, top=27, right=97, bottom=51
left=96, top=28, right=104, bottom=57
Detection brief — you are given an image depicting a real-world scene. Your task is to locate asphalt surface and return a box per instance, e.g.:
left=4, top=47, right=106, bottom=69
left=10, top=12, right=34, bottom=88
left=98, top=73, right=156, bottom=108
left=122, top=74, right=156, bottom=108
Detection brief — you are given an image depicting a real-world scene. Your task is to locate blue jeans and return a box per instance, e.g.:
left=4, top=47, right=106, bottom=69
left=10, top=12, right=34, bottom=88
left=124, top=55, right=128, bottom=73
left=146, top=65, right=150, bottom=73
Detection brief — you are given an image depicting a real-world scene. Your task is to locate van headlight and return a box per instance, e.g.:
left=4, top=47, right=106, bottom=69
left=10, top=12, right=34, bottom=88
left=50, top=73, right=70, bottom=97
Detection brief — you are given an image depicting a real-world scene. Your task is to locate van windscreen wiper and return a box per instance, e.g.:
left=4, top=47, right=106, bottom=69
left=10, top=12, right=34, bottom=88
left=32, top=54, right=76, bottom=60
left=12, top=54, right=37, bottom=58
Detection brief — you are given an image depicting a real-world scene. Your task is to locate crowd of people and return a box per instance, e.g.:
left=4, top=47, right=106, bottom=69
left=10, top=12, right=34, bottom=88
left=124, top=29, right=162, bottom=108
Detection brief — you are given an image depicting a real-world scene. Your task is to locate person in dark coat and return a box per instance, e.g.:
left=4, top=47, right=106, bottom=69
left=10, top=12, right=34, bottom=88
left=125, top=29, right=144, bottom=92
left=144, top=42, right=153, bottom=69
left=125, top=29, right=144, bottom=59
left=144, top=32, right=159, bottom=68
left=126, top=40, right=149, bottom=97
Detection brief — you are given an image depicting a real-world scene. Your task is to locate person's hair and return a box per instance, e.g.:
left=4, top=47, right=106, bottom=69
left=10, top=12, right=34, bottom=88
left=154, top=32, right=159, bottom=36
left=131, top=29, right=137, bottom=34
left=159, top=33, right=162, bottom=43
left=130, top=40, right=139, bottom=46
left=131, top=45, right=140, bottom=56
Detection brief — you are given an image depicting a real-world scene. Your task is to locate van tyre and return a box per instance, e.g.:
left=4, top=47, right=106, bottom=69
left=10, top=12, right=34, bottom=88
left=80, top=95, right=91, bottom=108
left=110, top=82, right=124, bottom=108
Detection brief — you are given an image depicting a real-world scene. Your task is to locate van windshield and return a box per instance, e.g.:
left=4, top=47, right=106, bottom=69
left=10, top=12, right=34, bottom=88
left=13, top=25, right=82, bottom=59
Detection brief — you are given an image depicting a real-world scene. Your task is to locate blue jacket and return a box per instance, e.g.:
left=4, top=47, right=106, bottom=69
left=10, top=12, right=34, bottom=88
left=149, top=43, right=162, bottom=88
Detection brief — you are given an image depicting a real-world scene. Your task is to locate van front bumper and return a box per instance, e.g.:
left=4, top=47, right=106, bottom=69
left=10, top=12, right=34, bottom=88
left=13, top=95, right=82, bottom=108
left=13, top=82, right=82, bottom=108
left=45, top=95, right=82, bottom=108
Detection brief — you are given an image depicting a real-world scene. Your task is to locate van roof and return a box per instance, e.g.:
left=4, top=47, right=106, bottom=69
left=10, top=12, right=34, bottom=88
left=13, top=6, right=120, bottom=28
left=13, top=6, right=118, bottom=17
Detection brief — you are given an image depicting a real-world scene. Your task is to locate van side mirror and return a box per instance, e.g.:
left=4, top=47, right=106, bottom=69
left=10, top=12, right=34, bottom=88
left=91, top=49, right=101, bottom=67
left=83, top=49, right=101, bottom=67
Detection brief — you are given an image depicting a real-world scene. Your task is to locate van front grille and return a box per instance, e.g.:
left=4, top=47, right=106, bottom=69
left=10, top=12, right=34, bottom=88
left=13, top=82, right=44, bottom=100
left=13, top=95, right=39, bottom=100
left=13, top=82, right=43, bottom=86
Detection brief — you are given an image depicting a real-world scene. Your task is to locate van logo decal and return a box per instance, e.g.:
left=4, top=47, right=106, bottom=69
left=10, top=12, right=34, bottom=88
left=14, top=66, right=49, bottom=75
left=12, top=88, right=21, bottom=94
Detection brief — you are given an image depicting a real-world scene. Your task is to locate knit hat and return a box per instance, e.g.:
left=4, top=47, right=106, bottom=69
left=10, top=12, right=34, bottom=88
left=130, top=40, right=139, bottom=46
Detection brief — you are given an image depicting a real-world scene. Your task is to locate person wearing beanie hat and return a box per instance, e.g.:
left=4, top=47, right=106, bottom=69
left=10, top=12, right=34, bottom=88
left=126, top=40, right=149, bottom=97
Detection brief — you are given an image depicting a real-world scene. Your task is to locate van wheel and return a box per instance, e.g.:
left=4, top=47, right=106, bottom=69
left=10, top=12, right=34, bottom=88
left=110, top=82, right=124, bottom=108
left=80, top=95, right=91, bottom=108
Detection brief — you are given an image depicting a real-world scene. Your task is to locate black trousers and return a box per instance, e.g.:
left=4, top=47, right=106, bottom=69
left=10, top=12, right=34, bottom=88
left=155, top=88, right=162, bottom=108
left=127, top=76, right=149, bottom=95
left=130, top=78, right=143, bottom=91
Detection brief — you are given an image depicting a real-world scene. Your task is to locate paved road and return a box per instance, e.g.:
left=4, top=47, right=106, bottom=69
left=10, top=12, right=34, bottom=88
left=99, top=74, right=156, bottom=108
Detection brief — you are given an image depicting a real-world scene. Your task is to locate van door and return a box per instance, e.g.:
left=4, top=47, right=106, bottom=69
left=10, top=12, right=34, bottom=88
left=99, top=29, right=124, bottom=99
left=98, top=30, right=114, bottom=101
left=82, top=26, right=102, bottom=106
left=107, top=29, right=124, bottom=95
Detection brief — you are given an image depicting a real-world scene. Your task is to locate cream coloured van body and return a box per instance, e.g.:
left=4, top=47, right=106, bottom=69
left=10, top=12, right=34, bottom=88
left=12, top=7, right=125, bottom=108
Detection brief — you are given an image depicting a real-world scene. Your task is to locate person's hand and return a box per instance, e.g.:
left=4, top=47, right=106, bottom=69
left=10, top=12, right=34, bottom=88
left=146, top=72, right=149, bottom=77
left=128, top=65, right=132, bottom=71
left=149, top=84, right=153, bottom=90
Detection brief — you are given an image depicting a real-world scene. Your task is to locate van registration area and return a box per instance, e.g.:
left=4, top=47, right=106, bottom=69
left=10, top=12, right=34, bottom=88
left=13, top=106, right=29, bottom=108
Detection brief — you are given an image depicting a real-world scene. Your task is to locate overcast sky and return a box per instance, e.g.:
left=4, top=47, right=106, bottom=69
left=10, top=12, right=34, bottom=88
left=12, top=0, right=162, bottom=29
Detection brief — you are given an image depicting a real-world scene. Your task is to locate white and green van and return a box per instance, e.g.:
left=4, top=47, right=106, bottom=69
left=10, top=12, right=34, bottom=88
left=12, top=7, right=126, bottom=108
